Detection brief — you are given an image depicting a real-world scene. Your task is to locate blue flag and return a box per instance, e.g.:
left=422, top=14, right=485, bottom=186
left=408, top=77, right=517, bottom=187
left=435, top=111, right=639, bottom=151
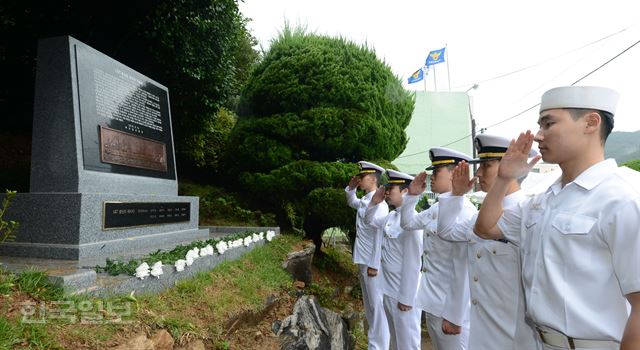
left=426, top=47, right=446, bottom=67
left=407, top=68, right=424, bottom=84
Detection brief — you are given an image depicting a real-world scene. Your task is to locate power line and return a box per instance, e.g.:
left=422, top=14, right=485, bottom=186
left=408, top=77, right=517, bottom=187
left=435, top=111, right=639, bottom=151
left=397, top=36, right=640, bottom=159
left=488, top=37, right=640, bottom=130
left=451, top=27, right=629, bottom=90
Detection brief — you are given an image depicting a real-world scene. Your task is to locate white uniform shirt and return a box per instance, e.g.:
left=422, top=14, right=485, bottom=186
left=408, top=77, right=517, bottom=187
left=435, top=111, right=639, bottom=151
left=401, top=193, right=476, bottom=326
left=365, top=203, right=423, bottom=306
left=498, top=159, right=640, bottom=341
left=438, top=191, right=539, bottom=350
left=346, top=187, right=389, bottom=268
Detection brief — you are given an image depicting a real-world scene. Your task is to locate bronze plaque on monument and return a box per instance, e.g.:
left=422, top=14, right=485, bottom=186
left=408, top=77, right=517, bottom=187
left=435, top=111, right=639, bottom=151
left=99, top=126, right=168, bottom=172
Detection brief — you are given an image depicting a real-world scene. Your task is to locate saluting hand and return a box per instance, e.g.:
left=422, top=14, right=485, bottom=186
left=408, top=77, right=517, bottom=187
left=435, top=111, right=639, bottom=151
left=498, top=131, right=542, bottom=181
left=451, top=161, right=477, bottom=196
left=408, top=171, right=427, bottom=195
left=348, top=176, right=359, bottom=191
left=370, top=186, right=385, bottom=205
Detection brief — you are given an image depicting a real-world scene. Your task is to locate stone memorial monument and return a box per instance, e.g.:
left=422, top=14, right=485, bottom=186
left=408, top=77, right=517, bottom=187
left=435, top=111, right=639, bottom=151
left=0, top=36, right=209, bottom=263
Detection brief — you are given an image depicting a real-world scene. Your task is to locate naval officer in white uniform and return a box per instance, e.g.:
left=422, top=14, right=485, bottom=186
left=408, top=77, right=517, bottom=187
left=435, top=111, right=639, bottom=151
left=402, top=147, right=476, bottom=350
left=364, top=169, right=423, bottom=349
left=474, top=86, right=640, bottom=349
left=437, top=133, right=541, bottom=350
left=345, top=161, right=390, bottom=349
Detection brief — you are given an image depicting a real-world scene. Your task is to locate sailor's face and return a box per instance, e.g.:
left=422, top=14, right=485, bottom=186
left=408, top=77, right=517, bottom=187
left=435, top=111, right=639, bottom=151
left=431, top=166, right=453, bottom=194
left=358, top=173, right=376, bottom=190
left=384, top=185, right=404, bottom=207
left=476, top=160, right=499, bottom=192
left=535, top=109, right=587, bottom=164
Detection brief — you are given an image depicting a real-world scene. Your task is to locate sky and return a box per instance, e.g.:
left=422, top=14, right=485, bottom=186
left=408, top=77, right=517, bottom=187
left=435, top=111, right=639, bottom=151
left=238, top=0, right=640, bottom=146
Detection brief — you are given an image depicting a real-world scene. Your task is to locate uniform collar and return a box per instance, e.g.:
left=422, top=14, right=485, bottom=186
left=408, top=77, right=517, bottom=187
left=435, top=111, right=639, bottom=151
left=363, top=190, right=376, bottom=200
left=547, top=158, right=617, bottom=194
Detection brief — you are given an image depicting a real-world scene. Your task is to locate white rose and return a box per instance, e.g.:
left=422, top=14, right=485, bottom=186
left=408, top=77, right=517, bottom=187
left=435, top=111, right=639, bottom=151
left=150, top=261, right=163, bottom=278
left=216, top=241, right=228, bottom=255
left=135, top=262, right=150, bottom=279
left=266, top=231, right=276, bottom=242
left=175, top=259, right=186, bottom=272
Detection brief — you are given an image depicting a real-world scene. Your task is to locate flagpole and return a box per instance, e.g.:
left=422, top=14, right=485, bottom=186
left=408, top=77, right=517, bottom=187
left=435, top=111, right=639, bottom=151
left=423, top=68, right=427, bottom=92
left=446, top=43, right=451, bottom=91
left=433, top=65, right=438, bottom=92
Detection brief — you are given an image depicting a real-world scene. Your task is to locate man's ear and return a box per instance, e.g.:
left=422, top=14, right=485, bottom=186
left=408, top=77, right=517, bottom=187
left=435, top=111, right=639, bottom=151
left=584, top=111, right=601, bottom=136
left=401, top=188, right=409, bottom=195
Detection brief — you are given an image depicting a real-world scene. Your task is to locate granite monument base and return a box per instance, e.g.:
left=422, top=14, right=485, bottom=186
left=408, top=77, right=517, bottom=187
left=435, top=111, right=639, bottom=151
left=0, top=193, right=209, bottom=262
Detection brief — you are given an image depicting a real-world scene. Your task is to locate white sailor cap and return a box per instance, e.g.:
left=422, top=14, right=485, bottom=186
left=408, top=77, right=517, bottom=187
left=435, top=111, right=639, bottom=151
left=470, top=134, right=539, bottom=163
left=385, top=169, right=414, bottom=187
left=357, top=161, right=385, bottom=175
left=540, top=86, right=619, bottom=115
left=426, top=147, right=472, bottom=170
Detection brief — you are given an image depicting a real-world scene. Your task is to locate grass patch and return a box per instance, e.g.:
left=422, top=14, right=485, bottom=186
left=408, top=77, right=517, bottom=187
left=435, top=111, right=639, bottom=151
left=0, top=235, right=300, bottom=348
left=15, top=270, right=64, bottom=301
left=19, top=323, right=64, bottom=350
left=0, top=268, right=16, bottom=295
left=131, top=234, right=299, bottom=345
left=0, top=317, right=21, bottom=349
left=0, top=234, right=371, bottom=349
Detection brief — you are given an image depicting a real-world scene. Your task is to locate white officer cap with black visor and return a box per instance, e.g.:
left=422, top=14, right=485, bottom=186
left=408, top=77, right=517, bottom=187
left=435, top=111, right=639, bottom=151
left=384, top=169, right=414, bottom=188
left=540, top=86, right=619, bottom=115
left=425, top=147, right=473, bottom=171
left=357, top=161, right=385, bottom=176
left=469, top=134, right=539, bottom=164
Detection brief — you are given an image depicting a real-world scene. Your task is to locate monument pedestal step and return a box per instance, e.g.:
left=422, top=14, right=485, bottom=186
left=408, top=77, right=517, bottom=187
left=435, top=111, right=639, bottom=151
left=0, top=192, right=205, bottom=260
left=0, top=228, right=280, bottom=295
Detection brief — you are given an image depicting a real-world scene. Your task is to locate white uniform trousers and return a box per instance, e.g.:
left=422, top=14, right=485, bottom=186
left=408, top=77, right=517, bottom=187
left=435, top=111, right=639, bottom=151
left=358, top=264, right=389, bottom=350
left=426, top=312, right=469, bottom=350
left=383, top=294, right=421, bottom=350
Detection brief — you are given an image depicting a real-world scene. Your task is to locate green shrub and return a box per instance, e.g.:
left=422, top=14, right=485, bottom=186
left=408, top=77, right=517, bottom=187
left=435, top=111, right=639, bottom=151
left=0, top=189, right=19, bottom=244
left=179, top=183, right=275, bottom=226
left=181, top=107, right=237, bottom=174
left=303, top=187, right=356, bottom=251
left=225, top=24, right=414, bottom=175
left=622, top=159, right=640, bottom=172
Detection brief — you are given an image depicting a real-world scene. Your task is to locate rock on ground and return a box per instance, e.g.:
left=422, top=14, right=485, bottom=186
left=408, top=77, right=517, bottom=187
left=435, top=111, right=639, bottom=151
left=274, top=295, right=354, bottom=350
left=282, top=241, right=315, bottom=285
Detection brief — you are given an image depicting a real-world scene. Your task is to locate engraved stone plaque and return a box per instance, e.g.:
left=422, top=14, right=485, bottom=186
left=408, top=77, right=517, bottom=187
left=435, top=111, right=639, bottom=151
left=103, top=202, right=190, bottom=230
left=99, top=126, right=167, bottom=172
left=74, top=43, right=176, bottom=179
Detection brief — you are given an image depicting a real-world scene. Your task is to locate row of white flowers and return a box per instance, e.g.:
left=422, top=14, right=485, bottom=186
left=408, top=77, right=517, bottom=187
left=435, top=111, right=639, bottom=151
left=134, top=230, right=277, bottom=280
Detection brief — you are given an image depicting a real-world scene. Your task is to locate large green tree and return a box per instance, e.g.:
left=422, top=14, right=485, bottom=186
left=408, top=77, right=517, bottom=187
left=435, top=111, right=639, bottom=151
left=225, top=26, right=414, bottom=174
left=228, top=26, right=414, bottom=251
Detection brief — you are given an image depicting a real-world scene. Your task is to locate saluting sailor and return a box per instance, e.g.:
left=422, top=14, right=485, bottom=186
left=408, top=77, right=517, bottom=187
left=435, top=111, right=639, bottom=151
left=364, top=169, right=423, bottom=350
left=402, top=147, right=476, bottom=350
left=437, top=134, right=541, bottom=350
left=474, top=86, right=640, bottom=350
left=345, top=161, right=390, bottom=349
